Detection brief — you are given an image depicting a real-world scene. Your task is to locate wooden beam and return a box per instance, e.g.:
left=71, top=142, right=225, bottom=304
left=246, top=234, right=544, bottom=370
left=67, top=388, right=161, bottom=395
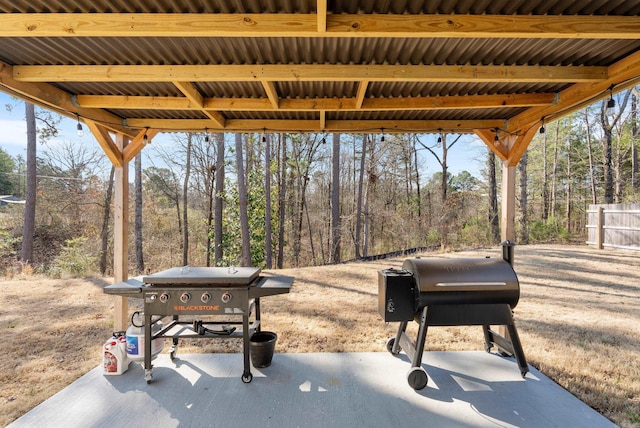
left=501, top=162, right=516, bottom=242
left=123, top=128, right=160, bottom=163
left=173, top=81, right=225, bottom=127
left=113, top=133, right=129, bottom=331
left=473, top=129, right=508, bottom=161
left=14, top=64, right=607, bottom=83
left=355, top=81, right=369, bottom=109
left=319, top=110, right=326, bottom=130
left=85, top=121, right=123, bottom=167
left=507, top=125, right=539, bottom=167
left=173, top=81, right=204, bottom=107
left=507, top=50, right=640, bottom=133
left=77, top=92, right=555, bottom=111
left=0, top=61, right=135, bottom=137
left=125, top=118, right=505, bottom=132
left=317, top=0, right=327, bottom=33
left=261, top=81, right=280, bottom=109
left=1, top=13, right=638, bottom=39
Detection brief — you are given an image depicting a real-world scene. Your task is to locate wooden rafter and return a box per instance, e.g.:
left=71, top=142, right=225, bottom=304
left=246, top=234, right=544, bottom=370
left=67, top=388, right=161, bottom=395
left=0, top=61, right=135, bottom=137
left=173, top=81, right=225, bottom=128
left=355, top=81, right=369, bottom=109
left=76, top=93, right=556, bottom=112
left=506, top=50, right=640, bottom=133
left=261, top=81, right=280, bottom=109
left=85, top=120, right=123, bottom=167
left=124, top=118, right=506, bottom=133
left=13, top=64, right=607, bottom=83
left=1, top=13, right=639, bottom=39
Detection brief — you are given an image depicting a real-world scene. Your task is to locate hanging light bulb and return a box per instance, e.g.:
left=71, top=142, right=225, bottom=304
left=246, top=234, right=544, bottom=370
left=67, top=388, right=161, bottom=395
left=76, top=115, right=84, bottom=137
left=494, top=129, right=500, bottom=145
left=204, top=128, right=209, bottom=143
left=539, top=118, right=545, bottom=134
left=143, top=128, right=149, bottom=144
left=606, top=88, right=616, bottom=111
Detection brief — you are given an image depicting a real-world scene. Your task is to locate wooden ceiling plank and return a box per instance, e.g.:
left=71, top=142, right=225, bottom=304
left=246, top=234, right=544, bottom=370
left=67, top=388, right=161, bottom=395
left=79, top=93, right=554, bottom=111
left=0, top=61, right=134, bottom=137
left=261, top=81, right=280, bottom=109
left=85, top=120, right=123, bottom=167
left=13, top=64, right=607, bottom=83
left=1, top=13, right=638, bottom=39
left=506, top=50, right=640, bottom=133
left=319, top=110, right=326, bottom=130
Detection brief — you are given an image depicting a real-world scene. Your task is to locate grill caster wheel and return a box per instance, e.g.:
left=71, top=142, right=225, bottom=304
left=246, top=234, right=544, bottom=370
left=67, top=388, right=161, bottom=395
left=386, top=337, right=401, bottom=355
left=407, top=367, right=428, bottom=390
left=241, top=371, right=253, bottom=384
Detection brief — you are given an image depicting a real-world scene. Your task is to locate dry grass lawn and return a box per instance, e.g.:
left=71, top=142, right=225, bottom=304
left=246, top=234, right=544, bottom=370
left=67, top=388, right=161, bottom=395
left=1, top=244, right=639, bottom=427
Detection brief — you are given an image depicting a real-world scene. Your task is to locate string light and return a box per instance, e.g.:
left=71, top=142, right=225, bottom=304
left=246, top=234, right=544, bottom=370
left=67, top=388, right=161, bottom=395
left=494, top=128, right=500, bottom=145
left=539, top=118, right=545, bottom=134
left=437, top=129, right=442, bottom=144
left=380, top=128, right=385, bottom=142
left=204, top=128, right=209, bottom=143
left=606, top=86, right=616, bottom=111
left=76, top=115, right=84, bottom=137
left=143, top=127, right=149, bottom=144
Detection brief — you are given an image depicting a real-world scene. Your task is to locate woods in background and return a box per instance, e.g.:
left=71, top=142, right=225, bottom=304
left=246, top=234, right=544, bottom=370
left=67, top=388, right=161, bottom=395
left=0, top=88, right=638, bottom=276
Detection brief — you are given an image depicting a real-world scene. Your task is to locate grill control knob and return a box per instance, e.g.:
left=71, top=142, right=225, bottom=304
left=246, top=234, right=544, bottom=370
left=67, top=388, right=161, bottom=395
left=159, top=293, right=170, bottom=303
left=221, top=292, right=232, bottom=303
left=201, top=292, right=211, bottom=303
left=180, top=292, right=191, bottom=303
left=149, top=294, right=157, bottom=302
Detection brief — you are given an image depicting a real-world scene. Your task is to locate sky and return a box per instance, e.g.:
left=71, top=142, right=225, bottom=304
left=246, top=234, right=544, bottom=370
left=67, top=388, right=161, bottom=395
left=0, top=92, right=488, bottom=179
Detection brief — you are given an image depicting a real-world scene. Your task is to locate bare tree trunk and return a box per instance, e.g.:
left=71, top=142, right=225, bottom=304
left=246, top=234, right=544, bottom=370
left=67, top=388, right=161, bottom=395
left=134, top=152, right=144, bottom=274
left=331, top=133, right=341, bottom=263
left=487, top=149, right=500, bottom=243
left=600, top=90, right=631, bottom=204
left=21, top=102, right=36, bottom=265
left=518, top=152, right=529, bottom=244
left=277, top=134, right=286, bottom=269
left=214, top=133, right=225, bottom=265
left=550, top=123, right=559, bottom=218
left=542, top=128, right=549, bottom=221
left=566, top=138, right=572, bottom=233
left=632, top=92, right=638, bottom=190
left=99, top=166, right=115, bottom=276
left=182, top=133, right=191, bottom=266
left=264, top=133, right=273, bottom=268
left=413, top=136, right=421, bottom=217
left=355, top=134, right=366, bottom=258
left=235, top=133, right=251, bottom=266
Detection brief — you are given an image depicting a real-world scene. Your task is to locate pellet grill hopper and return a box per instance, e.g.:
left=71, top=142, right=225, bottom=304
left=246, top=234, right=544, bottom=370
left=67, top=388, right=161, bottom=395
left=378, top=242, right=528, bottom=390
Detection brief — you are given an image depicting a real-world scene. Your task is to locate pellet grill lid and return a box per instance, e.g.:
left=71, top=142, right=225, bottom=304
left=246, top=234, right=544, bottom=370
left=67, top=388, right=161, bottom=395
left=402, top=257, right=520, bottom=307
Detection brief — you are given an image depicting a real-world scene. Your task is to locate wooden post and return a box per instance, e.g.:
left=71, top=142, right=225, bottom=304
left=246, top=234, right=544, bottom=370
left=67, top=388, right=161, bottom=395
left=113, top=133, right=129, bottom=331
left=596, top=206, right=604, bottom=249
left=501, top=161, right=516, bottom=243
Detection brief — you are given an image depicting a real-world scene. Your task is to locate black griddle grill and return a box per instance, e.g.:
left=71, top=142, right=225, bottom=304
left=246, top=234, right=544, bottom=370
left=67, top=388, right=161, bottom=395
left=104, top=267, right=292, bottom=384
left=378, top=242, right=528, bottom=390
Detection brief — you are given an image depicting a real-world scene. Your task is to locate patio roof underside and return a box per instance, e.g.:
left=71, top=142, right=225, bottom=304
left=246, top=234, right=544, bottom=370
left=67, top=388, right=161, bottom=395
left=1, top=0, right=640, bottom=165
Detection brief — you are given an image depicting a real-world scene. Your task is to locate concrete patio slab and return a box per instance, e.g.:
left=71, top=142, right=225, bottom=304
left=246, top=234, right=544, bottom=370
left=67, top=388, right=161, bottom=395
left=8, top=351, right=614, bottom=428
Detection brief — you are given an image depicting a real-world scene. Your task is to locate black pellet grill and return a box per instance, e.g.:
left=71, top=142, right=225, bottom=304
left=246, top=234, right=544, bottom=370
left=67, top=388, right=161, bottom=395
left=378, top=242, right=528, bottom=390
left=104, top=267, right=292, bottom=384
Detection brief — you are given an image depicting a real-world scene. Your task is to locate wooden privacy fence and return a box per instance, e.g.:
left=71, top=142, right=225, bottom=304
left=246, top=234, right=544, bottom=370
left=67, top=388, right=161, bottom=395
left=586, top=203, right=640, bottom=251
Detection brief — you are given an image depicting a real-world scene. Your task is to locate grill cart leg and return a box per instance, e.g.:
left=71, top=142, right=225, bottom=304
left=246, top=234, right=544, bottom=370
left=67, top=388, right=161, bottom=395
left=394, top=306, right=429, bottom=390
left=387, top=320, right=408, bottom=355
left=144, top=312, right=153, bottom=383
left=507, top=324, right=529, bottom=377
left=241, top=309, right=252, bottom=383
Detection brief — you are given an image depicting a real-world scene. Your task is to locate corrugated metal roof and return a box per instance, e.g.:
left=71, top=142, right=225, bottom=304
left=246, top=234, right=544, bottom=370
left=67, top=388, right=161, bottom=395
left=0, top=0, right=638, bottom=136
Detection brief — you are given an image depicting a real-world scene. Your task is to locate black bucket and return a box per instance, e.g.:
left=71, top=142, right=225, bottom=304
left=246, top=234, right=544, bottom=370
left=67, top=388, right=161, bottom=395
left=250, top=331, right=277, bottom=368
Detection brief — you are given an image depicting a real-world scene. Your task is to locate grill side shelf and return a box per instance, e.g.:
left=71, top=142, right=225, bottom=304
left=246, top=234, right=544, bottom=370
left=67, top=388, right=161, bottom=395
left=103, top=277, right=144, bottom=295
left=250, top=275, right=294, bottom=298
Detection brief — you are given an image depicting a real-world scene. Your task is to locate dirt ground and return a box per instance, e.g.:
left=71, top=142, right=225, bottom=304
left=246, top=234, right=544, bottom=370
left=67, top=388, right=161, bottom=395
left=1, top=244, right=639, bottom=427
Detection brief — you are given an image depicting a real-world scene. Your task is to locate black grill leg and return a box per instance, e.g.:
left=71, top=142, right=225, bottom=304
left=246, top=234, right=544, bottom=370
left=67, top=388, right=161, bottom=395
left=482, top=325, right=493, bottom=352
left=412, top=306, right=429, bottom=369
left=393, top=320, right=408, bottom=354
left=506, top=324, right=529, bottom=377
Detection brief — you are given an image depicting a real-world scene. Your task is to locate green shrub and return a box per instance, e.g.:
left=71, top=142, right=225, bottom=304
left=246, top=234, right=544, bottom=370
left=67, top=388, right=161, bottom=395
left=529, top=217, right=570, bottom=243
left=49, top=237, right=96, bottom=278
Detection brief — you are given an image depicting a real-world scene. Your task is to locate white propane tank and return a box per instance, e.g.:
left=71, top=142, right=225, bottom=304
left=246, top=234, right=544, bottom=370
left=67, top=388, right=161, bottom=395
left=126, top=312, right=165, bottom=363
left=103, top=331, right=129, bottom=375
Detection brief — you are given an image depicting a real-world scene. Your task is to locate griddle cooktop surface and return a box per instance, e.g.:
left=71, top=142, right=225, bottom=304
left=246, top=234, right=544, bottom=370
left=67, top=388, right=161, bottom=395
left=142, top=266, right=261, bottom=286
